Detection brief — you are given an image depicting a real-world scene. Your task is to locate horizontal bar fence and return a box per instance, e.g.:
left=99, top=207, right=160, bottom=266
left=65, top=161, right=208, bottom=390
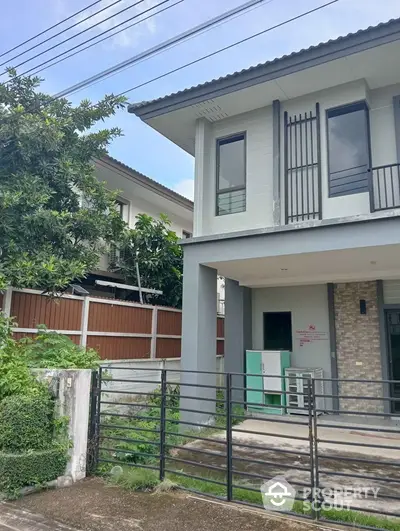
left=89, top=367, right=400, bottom=530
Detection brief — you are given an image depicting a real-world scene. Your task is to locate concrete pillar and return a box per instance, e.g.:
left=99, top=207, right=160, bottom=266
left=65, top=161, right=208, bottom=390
left=180, top=251, right=217, bottom=426
left=193, top=118, right=211, bottom=237
left=225, top=280, right=252, bottom=404
left=272, top=99, right=281, bottom=226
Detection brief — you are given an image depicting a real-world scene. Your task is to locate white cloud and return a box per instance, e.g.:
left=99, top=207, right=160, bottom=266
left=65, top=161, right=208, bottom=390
left=75, top=0, right=159, bottom=49
left=173, top=178, right=194, bottom=200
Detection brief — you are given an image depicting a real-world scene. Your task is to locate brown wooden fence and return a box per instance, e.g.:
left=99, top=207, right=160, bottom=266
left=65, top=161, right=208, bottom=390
left=0, top=288, right=224, bottom=360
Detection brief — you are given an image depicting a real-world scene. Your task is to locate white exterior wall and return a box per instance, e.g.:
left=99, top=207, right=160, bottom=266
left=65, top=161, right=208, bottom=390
left=252, top=285, right=332, bottom=388
left=199, top=107, right=273, bottom=236
left=369, top=83, right=400, bottom=167
left=194, top=80, right=400, bottom=237
left=94, top=161, right=193, bottom=272
left=97, top=167, right=193, bottom=237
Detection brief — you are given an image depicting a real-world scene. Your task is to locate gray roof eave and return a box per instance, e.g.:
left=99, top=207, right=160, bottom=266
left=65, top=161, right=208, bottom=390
left=97, top=156, right=194, bottom=211
left=128, top=17, right=400, bottom=120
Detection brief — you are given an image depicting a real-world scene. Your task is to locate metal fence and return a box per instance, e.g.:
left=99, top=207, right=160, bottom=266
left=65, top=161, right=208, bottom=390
left=89, top=367, right=400, bottom=530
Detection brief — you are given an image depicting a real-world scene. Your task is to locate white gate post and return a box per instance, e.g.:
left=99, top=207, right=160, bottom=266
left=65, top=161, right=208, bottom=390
left=150, top=307, right=158, bottom=359
left=2, top=288, right=13, bottom=317
left=80, top=297, right=90, bottom=348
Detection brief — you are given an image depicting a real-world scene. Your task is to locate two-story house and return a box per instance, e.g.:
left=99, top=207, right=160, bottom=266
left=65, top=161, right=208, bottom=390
left=129, top=18, right=400, bottom=414
left=81, top=155, right=194, bottom=298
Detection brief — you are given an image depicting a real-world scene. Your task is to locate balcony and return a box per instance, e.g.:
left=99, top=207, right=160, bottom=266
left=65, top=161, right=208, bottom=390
left=285, top=160, right=400, bottom=224
left=371, top=163, right=400, bottom=212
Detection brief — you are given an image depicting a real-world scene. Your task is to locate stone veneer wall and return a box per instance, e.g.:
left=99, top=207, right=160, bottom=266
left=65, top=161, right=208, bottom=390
left=334, top=281, right=384, bottom=413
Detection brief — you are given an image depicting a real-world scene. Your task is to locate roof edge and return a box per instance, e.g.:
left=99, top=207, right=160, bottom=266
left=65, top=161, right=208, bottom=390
left=97, top=155, right=194, bottom=211
left=128, top=17, right=400, bottom=120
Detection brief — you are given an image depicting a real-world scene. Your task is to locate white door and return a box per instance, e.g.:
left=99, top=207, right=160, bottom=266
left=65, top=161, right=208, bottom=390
left=262, top=351, right=282, bottom=392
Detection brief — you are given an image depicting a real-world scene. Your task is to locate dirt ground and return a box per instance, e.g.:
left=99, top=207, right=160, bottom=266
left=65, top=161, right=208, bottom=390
left=4, top=478, right=332, bottom=531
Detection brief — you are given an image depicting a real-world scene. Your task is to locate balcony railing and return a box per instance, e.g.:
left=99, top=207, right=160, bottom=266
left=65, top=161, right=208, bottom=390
left=371, top=163, right=400, bottom=211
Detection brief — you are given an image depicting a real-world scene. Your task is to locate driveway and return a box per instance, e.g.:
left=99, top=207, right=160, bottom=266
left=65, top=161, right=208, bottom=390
left=4, top=478, right=332, bottom=531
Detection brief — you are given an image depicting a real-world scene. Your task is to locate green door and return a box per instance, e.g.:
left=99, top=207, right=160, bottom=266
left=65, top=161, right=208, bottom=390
left=246, top=351, right=264, bottom=408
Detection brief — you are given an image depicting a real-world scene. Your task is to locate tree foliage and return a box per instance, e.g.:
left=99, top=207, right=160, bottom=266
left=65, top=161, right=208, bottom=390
left=116, top=213, right=183, bottom=308
left=0, top=70, right=127, bottom=292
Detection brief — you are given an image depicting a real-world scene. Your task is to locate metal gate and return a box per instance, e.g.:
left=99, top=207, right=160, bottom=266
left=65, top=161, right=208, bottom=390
left=88, top=366, right=400, bottom=529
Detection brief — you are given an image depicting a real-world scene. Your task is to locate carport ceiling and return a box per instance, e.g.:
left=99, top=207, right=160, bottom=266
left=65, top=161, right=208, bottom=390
left=208, top=245, right=400, bottom=287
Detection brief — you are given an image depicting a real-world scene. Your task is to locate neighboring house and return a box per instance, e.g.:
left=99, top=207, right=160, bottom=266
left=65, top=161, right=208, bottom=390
left=130, top=18, right=400, bottom=413
left=81, top=155, right=194, bottom=298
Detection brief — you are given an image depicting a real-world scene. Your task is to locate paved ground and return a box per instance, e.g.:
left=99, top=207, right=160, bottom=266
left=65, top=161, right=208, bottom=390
left=169, top=418, right=400, bottom=515
left=3, top=478, right=333, bottom=531
left=231, top=417, right=400, bottom=458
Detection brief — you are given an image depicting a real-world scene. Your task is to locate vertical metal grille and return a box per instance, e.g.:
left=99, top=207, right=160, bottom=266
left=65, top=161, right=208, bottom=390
left=284, top=104, right=322, bottom=223
left=371, top=163, right=400, bottom=211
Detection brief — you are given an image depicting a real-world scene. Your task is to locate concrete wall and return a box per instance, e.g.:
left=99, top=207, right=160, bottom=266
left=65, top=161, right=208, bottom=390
left=35, top=369, right=92, bottom=482
left=334, top=281, right=384, bottom=413
left=199, top=107, right=273, bottom=236
left=194, top=79, right=400, bottom=237
left=252, top=285, right=332, bottom=401
left=101, top=356, right=225, bottom=403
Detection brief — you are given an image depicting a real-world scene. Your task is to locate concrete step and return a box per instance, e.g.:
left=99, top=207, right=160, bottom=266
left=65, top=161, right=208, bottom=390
left=0, top=505, right=81, bottom=531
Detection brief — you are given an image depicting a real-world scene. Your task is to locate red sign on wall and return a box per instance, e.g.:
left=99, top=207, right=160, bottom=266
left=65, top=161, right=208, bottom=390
left=295, top=324, right=328, bottom=347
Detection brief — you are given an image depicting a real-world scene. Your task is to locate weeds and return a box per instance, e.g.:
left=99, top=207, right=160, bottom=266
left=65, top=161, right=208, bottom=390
left=109, top=467, right=160, bottom=491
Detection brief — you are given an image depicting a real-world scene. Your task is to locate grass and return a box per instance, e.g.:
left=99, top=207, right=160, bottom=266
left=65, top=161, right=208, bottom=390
left=107, top=467, right=400, bottom=531
left=318, top=507, right=400, bottom=531
left=109, top=467, right=160, bottom=491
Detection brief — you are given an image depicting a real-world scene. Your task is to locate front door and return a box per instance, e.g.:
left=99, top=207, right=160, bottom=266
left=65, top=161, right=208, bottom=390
left=386, top=310, right=400, bottom=413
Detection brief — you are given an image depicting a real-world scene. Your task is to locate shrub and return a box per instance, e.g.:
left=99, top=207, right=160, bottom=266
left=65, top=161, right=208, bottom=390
left=0, top=393, right=54, bottom=453
left=0, top=447, right=68, bottom=497
left=0, top=315, right=44, bottom=402
left=149, top=383, right=180, bottom=409
left=20, top=327, right=100, bottom=369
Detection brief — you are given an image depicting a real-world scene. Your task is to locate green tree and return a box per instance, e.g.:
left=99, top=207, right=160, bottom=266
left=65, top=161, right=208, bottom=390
left=0, top=70, right=127, bottom=292
left=116, top=213, right=183, bottom=308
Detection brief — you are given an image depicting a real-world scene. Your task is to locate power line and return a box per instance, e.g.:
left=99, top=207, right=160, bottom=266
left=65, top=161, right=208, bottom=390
left=13, top=0, right=179, bottom=83
left=61, top=0, right=339, bottom=102
left=29, top=0, right=185, bottom=79
left=0, top=0, right=105, bottom=60
left=2, top=0, right=339, bottom=122
left=55, top=0, right=274, bottom=98
left=0, top=0, right=125, bottom=71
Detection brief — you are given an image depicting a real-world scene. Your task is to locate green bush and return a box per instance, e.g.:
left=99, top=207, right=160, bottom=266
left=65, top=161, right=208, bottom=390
left=149, top=383, right=180, bottom=409
left=19, top=327, right=100, bottom=369
left=0, top=447, right=68, bottom=497
left=0, top=315, right=44, bottom=402
left=0, top=393, right=54, bottom=452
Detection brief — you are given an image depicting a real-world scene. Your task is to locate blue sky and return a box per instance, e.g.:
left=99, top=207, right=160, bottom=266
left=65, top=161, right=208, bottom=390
left=1, top=0, right=400, bottom=199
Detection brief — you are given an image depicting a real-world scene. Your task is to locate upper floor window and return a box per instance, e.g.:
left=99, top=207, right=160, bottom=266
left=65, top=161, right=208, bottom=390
left=327, top=102, right=371, bottom=197
left=115, top=198, right=129, bottom=223
left=216, top=133, right=246, bottom=216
